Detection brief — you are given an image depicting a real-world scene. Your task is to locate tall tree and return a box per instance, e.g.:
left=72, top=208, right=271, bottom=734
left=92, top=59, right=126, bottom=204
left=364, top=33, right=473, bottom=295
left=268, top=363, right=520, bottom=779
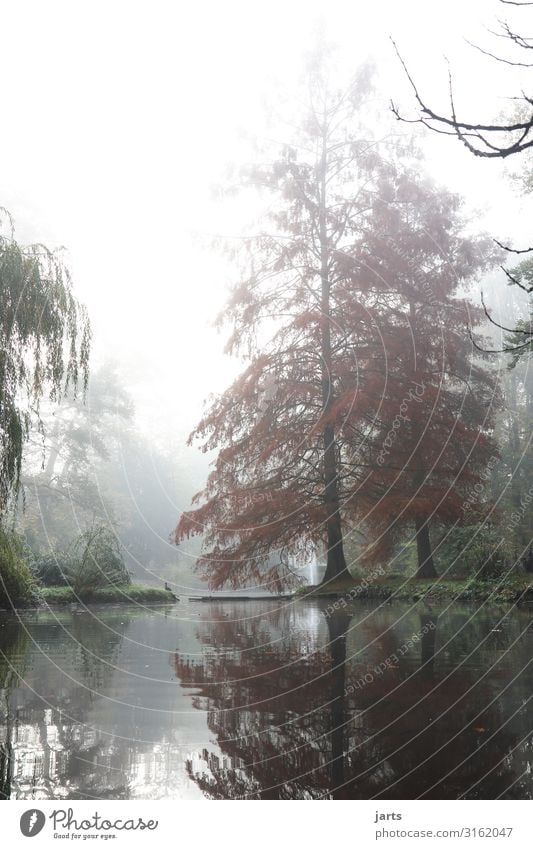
left=175, top=53, right=403, bottom=589
left=0, top=208, right=90, bottom=511
left=176, top=53, right=499, bottom=590
left=350, top=173, right=499, bottom=577
left=17, top=365, right=133, bottom=549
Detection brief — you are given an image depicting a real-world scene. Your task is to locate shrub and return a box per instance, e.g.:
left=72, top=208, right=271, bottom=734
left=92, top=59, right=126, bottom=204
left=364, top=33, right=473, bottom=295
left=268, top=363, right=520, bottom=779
left=40, top=584, right=173, bottom=604
left=436, top=524, right=507, bottom=579
left=29, top=550, right=72, bottom=586
left=0, top=526, right=39, bottom=608
left=65, top=526, right=131, bottom=594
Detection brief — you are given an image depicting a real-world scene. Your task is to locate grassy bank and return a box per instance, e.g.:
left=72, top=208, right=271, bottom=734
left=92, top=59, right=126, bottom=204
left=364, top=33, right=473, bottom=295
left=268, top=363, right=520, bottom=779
left=40, top=585, right=177, bottom=605
left=296, top=574, right=533, bottom=605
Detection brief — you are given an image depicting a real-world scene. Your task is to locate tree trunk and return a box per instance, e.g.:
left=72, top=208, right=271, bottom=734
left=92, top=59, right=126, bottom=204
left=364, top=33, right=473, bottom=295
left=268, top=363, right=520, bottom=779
left=322, top=441, right=349, bottom=583
left=318, top=117, right=349, bottom=585
left=507, top=374, right=521, bottom=549
left=415, top=516, right=437, bottom=578
left=524, top=369, right=533, bottom=554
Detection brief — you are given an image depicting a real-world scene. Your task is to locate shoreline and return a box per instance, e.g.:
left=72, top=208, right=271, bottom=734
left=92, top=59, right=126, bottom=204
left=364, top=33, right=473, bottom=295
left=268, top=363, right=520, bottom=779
left=295, top=575, right=533, bottom=605
left=5, top=577, right=533, bottom=611
left=41, top=585, right=178, bottom=605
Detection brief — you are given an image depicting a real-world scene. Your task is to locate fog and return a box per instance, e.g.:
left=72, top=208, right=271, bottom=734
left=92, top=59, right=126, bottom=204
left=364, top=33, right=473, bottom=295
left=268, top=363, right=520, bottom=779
left=2, top=0, right=533, bottom=583
left=1, top=0, right=530, bottom=421
left=4, top=2, right=533, bottom=809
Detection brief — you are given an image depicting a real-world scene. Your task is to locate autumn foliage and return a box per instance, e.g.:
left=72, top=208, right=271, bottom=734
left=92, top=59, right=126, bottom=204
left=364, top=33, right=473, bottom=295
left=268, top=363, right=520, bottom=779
left=175, top=56, right=500, bottom=589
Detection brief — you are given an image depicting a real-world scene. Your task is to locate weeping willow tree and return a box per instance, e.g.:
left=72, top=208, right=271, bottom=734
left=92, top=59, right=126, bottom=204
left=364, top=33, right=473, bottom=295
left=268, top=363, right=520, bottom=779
left=0, top=207, right=91, bottom=511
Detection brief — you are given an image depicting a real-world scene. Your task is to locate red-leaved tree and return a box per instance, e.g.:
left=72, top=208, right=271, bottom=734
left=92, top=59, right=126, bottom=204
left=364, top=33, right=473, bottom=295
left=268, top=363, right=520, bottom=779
left=176, top=55, right=392, bottom=588
left=175, top=55, right=499, bottom=589
left=349, top=171, right=500, bottom=577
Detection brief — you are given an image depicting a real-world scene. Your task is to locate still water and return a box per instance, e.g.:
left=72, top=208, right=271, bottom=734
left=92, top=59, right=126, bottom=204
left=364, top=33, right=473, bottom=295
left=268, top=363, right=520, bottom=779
left=0, top=599, right=532, bottom=800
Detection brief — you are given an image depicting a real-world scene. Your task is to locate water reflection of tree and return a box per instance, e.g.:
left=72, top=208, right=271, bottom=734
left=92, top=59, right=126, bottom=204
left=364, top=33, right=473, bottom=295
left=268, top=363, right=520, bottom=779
left=175, top=604, right=371, bottom=798
left=344, top=612, right=532, bottom=799
left=0, top=612, right=130, bottom=799
left=0, top=618, right=29, bottom=799
left=175, top=604, right=533, bottom=799
left=47, top=614, right=133, bottom=799
left=174, top=605, right=334, bottom=797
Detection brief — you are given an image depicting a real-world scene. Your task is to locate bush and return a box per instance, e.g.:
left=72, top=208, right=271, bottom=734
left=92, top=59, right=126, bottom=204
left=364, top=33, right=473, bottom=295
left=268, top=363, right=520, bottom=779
left=40, top=584, right=173, bottom=604
left=0, top=526, right=39, bottom=608
left=436, top=524, right=507, bottom=579
left=65, top=526, right=131, bottom=594
left=29, top=550, right=72, bottom=586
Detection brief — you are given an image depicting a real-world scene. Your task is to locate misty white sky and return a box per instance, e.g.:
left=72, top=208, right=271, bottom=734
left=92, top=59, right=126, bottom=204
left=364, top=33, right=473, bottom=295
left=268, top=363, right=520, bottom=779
left=1, top=0, right=532, bottom=448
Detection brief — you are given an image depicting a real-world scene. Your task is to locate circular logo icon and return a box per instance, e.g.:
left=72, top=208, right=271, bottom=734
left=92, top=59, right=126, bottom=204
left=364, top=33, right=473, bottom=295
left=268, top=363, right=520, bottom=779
left=20, top=810, right=46, bottom=837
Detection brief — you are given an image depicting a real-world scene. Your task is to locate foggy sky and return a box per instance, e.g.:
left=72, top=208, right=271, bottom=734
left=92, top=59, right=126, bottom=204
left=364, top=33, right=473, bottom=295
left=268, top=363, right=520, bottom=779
left=1, top=0, right=532, bottom=448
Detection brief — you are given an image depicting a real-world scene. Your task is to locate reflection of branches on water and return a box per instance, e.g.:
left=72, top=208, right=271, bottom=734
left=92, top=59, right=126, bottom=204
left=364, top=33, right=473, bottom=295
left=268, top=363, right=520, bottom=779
left=185, top=754, right=261, bottom=800
left=69, top=613, right=126, bottom=701
left=342, top=613, right=533, bottom=799
left=174, top=608, right=362, bottom=798
left=176, top=606, right=533, bottom=799
left=191, top=601, right=299, bottom=648
left=0, top=618, right=30, bottom=689
left=0, top=613, right=129, bottom=799
left=0, top=618, right=30, bottom=799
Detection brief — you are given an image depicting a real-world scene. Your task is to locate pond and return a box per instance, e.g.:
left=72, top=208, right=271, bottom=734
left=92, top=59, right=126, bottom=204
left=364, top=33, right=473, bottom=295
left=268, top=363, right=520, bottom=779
left=0, top=598, right=532, bottom=799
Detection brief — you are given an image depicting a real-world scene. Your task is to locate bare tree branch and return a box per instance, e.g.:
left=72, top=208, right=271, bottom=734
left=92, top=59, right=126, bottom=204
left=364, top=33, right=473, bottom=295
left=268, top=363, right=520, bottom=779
left=390, top=3, right=533, bottom=160
left=494, top=238, right=533, bottom=254
left=465, top=38, right=533, bottom=66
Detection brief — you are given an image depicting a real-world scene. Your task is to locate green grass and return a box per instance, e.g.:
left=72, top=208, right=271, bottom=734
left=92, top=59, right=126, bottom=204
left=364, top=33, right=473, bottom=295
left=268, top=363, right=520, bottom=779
left=40, top=584, right=176, bottom=605
left=296, top=574, right=533, bottom=604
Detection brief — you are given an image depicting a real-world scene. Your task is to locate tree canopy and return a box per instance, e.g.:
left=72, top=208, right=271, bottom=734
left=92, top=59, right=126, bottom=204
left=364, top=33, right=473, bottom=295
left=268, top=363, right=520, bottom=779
left=0, top=208, right=90, bottom=511
left=175, top=53, right=499, bottom=589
